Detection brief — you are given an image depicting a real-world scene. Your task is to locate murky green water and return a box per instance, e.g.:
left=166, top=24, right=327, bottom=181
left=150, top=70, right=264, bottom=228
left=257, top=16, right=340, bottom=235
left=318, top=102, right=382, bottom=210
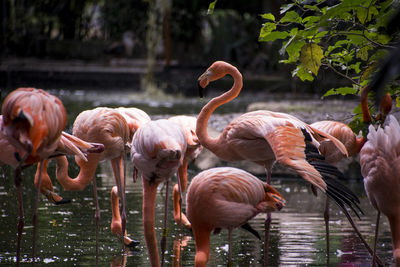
left=0, top=89, right=396, bottom=266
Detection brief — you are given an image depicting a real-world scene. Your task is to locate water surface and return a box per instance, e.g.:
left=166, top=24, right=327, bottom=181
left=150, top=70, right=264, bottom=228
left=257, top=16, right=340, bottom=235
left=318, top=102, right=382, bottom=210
left=0, top=89, right=395, bottom=266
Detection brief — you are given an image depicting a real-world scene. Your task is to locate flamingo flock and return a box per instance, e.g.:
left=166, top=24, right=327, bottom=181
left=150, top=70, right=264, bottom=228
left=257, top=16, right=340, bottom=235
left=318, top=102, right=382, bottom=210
left=1, top=60, right=399, bottom=267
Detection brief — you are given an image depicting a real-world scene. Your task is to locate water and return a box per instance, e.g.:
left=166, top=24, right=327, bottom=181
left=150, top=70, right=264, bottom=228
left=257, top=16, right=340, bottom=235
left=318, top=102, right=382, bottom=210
left=0, top=89, right=396, bottom=266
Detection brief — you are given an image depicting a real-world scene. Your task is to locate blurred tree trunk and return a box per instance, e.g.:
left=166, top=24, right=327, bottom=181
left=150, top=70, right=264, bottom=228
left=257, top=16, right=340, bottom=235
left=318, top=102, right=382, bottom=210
left=143, top=0, right=163, bottom=95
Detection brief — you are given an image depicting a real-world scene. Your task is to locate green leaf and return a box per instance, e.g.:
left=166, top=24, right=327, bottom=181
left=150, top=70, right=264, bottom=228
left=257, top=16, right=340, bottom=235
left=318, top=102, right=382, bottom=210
left=356, top=7, right=368, bottom=24
left=286, top=39, right=306, bottom=63
left=302, top=16, right=320, bottom=26
left=292, top=65, right=314, bottom=81
left=304, top=5, right=321, bottom=12
left=300, top=43, right=324, bottom=75
left=280, top=3, right=295, bottom=14
left=207, top=0, right=218, bottom=15
left=261, top=13, right=275, bottom=21
left=280, top=11, right=302, bottom=23
left=349, top=62, right=361, bottom=73
left=396, top=96, right=400, bottom=108
left=259, top=31, right=289, bottom=42
left=323, top=86, right=358, bottom=97
left=259, top=23, right=277, bottom=40
left=357, top=46, right=369, bottom=61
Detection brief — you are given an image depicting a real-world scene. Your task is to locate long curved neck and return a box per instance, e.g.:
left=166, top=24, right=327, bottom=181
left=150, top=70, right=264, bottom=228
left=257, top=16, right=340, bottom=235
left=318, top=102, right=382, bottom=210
left=196, top=67, right=243, bottom=152
left=360, top=86, right=372, bottom=123
left=352, top=136, right=367, bottom=155
left=55, top=155, right=99, bottom=191
left=142, top=177, right=161, bottom=267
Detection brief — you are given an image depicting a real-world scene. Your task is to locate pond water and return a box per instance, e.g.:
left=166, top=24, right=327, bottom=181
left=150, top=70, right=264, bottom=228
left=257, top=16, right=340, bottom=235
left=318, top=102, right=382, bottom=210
left=0, top=89, right=396, bottom=266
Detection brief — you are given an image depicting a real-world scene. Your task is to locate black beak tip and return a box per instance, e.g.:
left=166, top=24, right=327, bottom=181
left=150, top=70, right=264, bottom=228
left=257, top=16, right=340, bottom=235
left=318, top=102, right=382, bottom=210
left=198, top=82, right=204, bottom=98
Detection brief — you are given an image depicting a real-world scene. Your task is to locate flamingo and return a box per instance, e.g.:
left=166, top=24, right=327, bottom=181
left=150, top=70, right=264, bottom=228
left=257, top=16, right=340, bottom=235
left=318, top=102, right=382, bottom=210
left=130, top=119, right=187, bottom=267
left=1, top=87, right=67, bottom=265
left=310, top=120, right=367, bottom=262
left=168, top=115, right=203, bottom=228
left=186, top=167, right=285, bottom=267
left=196, top=61, right=365, bottom=263
left=358, top=84, right=400, bottom=266
left=50, top=107, right=138, bottom=247
left=360, top=115, right=400, bottom=266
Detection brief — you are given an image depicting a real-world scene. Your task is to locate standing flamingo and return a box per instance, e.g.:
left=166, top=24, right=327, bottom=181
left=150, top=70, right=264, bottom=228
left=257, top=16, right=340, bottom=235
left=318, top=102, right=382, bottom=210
left=360, top=115, right=400, bottom=266
left=1, top=87, right=67, bottom=265
left=130, top=119, right=187, bottom=267
left=196, top=61, right=365, bottom=263
left=50, top=107, right=138, bottom=247
left=186, top=167, right=285, bottom=267
left=168, top=115, right=203, bottom=228
left=310, top=120, right=366, bottom=260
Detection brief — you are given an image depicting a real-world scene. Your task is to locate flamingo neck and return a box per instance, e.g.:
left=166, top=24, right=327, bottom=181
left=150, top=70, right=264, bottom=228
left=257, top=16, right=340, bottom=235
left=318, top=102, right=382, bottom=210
left=55, top=155, right=98, bottom=191
left=110, top=186, right=124, bottom=236
left=352, top=136, right=367, bottom=155
left=142, top=177, right=161, bottom=267
left=192, top=226, right=212, bottom=267
left=360, top=86, right=372, bottom=123
left=196, top=66, right=243, bottom=152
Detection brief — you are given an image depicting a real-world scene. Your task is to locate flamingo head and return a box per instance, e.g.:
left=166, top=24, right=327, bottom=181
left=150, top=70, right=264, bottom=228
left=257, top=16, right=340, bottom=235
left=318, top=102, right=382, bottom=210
left=198, top=61, right=239, bottom=97
left=257, top=184, right=286, bottom=213
left=375, top=93, right=392, bottom=124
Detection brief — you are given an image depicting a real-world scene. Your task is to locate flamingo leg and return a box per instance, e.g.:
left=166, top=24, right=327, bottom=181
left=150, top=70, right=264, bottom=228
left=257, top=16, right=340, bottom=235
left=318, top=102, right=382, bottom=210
left=264, top=167, right=272, bottom=266
left=228, top=228, right=233, bottom=266
left=341, top=208, right=384, bottom=266
left=112, top=156, right=127, bottom=246
left=92, top=175, right=100, bottom=267
left=15, top=166, right=24, bottom=267
left=161, top=179, right=170, bottom=267
left=324, top=196, right=330, bottom=265
left=32, top=159, right=45, bottom=264
left=173, top=163, right=190, bottom=228
left=110, top=186, right=140, bottom=247
left=373, top=211, right=380, bottom=267
left=142, top=177, right=161, bottom=267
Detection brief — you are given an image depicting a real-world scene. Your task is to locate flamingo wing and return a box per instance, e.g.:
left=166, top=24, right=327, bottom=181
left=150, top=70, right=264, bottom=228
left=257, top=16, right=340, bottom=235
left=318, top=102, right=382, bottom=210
left=225, top=111, right=361, bottom=217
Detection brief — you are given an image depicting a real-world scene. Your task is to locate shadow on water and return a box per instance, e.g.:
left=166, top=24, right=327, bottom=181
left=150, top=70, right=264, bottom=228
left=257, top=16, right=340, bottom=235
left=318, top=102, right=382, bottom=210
left=0, top=89, right=396, bottom=266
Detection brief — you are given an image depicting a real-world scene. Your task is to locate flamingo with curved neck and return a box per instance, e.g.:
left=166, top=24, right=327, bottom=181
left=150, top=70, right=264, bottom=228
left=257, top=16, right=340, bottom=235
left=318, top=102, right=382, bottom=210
left=196, top=61, right=371, bottom=263
left=52, top=107, right=138, bottom=247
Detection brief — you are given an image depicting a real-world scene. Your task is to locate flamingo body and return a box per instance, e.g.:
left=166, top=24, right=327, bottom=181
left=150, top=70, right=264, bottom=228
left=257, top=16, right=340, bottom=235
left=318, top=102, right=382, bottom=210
left=360, top=115, right=400, bottom=264
left=310, top=120, right=365, bottom=163
left=131, top=119, right=187, bottom=267
left=116, top=107, right=151, bottom=141
left=186, top=167, right=285, bottom=267
left=2, top=88, right=67, bottom=162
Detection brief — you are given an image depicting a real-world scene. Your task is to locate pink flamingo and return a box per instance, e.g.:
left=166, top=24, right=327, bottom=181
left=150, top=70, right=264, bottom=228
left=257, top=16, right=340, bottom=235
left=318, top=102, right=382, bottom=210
left=51, top=107, right=137, bottom=248
left=1, top=87, right=67, bottom=265
left=130, top=119, right=187, bottom=267
left=196, top=61, right=365, bottom=263
left=186, top=167, right=285, bottom=267
left=360, top=114, right=400, bottom=266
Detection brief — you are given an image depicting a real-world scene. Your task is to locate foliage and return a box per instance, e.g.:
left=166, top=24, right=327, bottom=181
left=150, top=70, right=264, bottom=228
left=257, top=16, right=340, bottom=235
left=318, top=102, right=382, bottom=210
left=259, top=0, right=400, bottom=131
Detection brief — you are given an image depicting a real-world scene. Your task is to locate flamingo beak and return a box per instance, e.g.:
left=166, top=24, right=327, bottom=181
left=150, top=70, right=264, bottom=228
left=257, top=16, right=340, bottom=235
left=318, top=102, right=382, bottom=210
left=197, top=70, right=211, bottom=98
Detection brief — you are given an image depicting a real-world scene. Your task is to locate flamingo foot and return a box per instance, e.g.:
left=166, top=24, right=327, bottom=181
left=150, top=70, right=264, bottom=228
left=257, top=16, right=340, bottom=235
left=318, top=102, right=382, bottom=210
left=124, top=236, right=140, bottom=248
left=173, top=212, right=191, bottom=229
left=44, top=190, right=71, bottom=205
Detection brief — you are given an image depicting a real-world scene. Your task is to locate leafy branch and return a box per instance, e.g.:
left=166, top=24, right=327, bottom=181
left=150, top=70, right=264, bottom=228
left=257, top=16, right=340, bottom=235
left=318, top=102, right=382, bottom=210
left=259, top=0, right=398, bottom=98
